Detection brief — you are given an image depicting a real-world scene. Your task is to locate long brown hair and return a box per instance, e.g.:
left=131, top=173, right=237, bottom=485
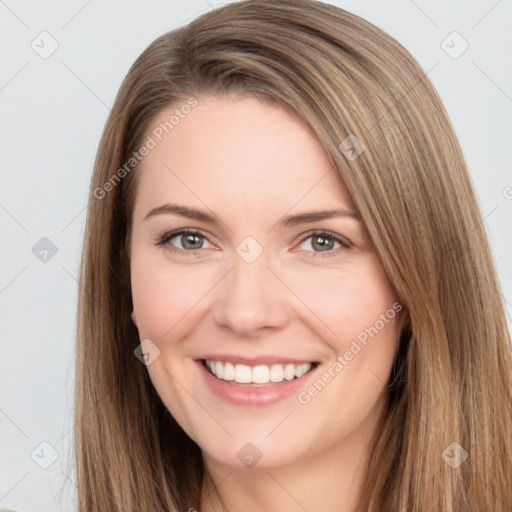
left=75, top=0, right=512, bottom=510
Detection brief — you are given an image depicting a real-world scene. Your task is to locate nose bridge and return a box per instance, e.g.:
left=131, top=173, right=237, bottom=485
left=212, top=245, right=290, bottom=335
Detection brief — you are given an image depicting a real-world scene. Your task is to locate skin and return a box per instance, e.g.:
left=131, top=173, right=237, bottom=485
left=129, top=95, right=404, bottom=512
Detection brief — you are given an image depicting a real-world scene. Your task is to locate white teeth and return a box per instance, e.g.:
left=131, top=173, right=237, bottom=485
left=269, top=364, right=284, bottom=382
left=235, top=364, right=252, bottom=383
left=295, top=363, right=310, bottom=378
left=252, top=365, right=270, bottom=384
left=284, top=364, right=295, bottom=381
left=214, top=361, right=223, bottom=380
left=223, top=362, right=235, bottom=381
left=205, top=360, right=313, bottom=384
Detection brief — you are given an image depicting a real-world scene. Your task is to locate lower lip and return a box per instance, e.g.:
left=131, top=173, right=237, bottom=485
left=196, top=360, right=318, bottom=407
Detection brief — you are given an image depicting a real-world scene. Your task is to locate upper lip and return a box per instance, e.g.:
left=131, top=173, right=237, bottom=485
left=198, top=354, right=318, bottom=367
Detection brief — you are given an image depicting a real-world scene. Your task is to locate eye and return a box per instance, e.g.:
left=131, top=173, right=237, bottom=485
left=295, top=230, right=351, bottom=258
left=156, top=229, right=215, bottom=255
left=156, top=228, right=351, bottom=258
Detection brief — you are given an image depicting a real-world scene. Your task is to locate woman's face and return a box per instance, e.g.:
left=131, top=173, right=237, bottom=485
left=130, top=95, right=404, bottom=469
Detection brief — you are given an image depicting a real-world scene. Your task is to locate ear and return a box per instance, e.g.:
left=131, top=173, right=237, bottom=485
left=131, top=310, right=138, bottom=327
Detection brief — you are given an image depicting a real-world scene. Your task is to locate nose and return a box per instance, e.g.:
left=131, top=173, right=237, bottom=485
left=211, top=253, right=292, bottom=338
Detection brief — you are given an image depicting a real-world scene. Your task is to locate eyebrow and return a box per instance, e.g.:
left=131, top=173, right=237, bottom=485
left=143, top=203, right=361, bottom=227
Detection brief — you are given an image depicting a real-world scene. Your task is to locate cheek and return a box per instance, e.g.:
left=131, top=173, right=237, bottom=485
left=284, top=259, right=400, bottom=351
left=130, top=249, right=212, bottom=338
left=293, top=270, right=401, bottom=433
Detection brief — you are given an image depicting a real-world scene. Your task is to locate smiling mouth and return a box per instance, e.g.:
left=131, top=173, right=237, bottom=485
left=202, top=359, right=319, bottom=386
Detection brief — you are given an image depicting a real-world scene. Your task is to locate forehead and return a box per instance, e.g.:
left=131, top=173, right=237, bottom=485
left=133, top=95, right=356, bottom=217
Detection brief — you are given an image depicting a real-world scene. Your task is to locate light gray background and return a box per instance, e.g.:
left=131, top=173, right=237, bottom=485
left=1, top=0, right=511, bottom=510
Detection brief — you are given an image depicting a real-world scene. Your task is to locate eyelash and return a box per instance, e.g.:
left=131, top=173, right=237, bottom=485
left=156, top=228, right=352, bottom=258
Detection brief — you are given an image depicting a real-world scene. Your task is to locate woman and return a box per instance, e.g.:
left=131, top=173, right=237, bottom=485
left=75, top=0, right=512, bottom=510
